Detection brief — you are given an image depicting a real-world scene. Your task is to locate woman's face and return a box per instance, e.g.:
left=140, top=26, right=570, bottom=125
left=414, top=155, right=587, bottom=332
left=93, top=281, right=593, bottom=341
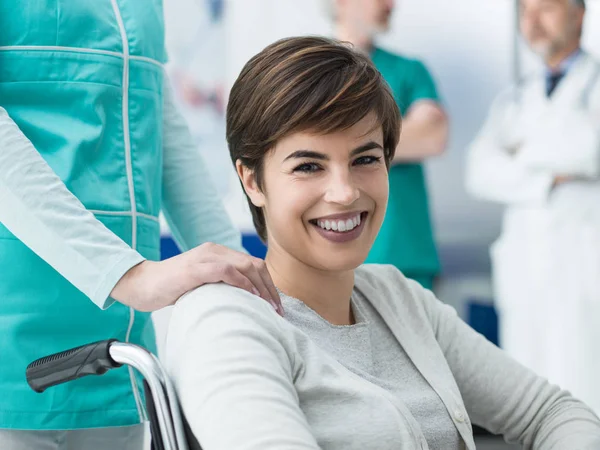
left=240, top=112, right=389, bottom=273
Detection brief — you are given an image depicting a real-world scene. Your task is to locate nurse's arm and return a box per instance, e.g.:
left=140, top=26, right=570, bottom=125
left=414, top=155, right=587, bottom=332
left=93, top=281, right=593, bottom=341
left=0, top=106, right=145, bottom=310
left=465, top=91, right=554, bottom=205
left=392, top=100, right=448, bottom=163
left=420, top=286, right=600, bottom=449
left=155, top=77, right=282, bottom=314
left=0, top=106, right=281, bottom=315
left=160, top=77, right=244, bottom=254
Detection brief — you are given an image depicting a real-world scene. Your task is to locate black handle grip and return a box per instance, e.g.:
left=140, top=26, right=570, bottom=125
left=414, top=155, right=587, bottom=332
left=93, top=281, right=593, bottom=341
left=26, top=339, right=122, bottom=393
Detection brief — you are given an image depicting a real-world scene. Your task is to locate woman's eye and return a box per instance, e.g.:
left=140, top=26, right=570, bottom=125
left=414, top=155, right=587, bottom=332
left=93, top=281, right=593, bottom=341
left=293, top=162, right=322, bottom=173
left=354, top=155, right=382, bottom=166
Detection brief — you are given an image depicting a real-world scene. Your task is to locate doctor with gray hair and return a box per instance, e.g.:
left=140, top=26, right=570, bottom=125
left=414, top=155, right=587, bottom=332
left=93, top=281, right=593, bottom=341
left=466, top=0, right=600, bottom=414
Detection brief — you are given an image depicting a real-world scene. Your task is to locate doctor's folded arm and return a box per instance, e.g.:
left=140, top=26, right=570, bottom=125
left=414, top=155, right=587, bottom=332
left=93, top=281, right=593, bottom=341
left=466, top=0, right=600, bottom=416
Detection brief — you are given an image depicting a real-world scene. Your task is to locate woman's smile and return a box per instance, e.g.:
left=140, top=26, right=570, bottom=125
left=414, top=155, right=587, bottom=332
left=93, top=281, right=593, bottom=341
left=308, top=211, right=369, bottom=243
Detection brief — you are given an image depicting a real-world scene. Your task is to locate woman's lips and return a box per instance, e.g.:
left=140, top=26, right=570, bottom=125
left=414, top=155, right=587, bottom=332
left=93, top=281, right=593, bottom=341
left=310, top=212, right=368, bottom=244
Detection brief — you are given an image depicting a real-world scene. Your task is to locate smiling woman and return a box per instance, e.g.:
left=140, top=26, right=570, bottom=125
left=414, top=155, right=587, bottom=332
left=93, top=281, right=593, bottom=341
left=226, top=36, right=400, bottom=243
left=237, top=112, right=391, bottom=278
left=164, top=36, right=600, bottom=450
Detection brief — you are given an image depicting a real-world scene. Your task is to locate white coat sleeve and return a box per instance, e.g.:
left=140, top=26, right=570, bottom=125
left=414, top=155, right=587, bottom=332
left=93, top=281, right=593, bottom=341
left=165, top=283, right=321, bottom=450
left=0, top=107, right=145, bottom=309
left=161, top=77, right=245, bottom=253
left=465, top=90, right=555, bottom=205
left=517, top=110, right=600, bottom=179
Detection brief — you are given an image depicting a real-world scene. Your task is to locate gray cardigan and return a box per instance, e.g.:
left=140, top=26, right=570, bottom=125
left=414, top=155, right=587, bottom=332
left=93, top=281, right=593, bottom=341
left=165, top=264, right=600, bottom=450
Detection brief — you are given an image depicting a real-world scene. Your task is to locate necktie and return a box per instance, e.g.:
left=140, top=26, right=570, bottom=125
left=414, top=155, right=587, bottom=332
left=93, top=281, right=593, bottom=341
left=546, top=71, right=565, bottom=97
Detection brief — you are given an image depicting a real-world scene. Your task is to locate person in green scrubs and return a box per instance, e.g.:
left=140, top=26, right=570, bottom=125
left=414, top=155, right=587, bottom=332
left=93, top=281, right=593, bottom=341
left=323, top=0, right=449, bottom=290
left=0, top=1, right=281, bottom=449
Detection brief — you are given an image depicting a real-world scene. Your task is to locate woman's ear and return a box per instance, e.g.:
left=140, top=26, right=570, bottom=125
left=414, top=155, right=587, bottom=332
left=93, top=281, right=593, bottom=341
left=236, top=160, right=265, bottom=207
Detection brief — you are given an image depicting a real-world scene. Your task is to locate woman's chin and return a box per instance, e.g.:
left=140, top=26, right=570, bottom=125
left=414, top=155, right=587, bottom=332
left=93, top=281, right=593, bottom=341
left=310, top=252, right=369, bottom=273
left=300, top=233, right=376, bottom=273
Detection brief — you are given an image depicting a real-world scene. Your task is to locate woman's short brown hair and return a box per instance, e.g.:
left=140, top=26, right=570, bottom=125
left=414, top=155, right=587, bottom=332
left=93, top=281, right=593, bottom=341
left=226, top=36, right=401, bottom=241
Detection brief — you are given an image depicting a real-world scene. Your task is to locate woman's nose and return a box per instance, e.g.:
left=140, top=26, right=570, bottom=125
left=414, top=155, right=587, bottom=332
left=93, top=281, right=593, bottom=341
left=324, top=171, right=360, bottom=206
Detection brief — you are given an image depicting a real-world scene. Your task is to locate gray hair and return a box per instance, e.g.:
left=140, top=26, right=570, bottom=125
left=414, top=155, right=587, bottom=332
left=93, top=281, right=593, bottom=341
left=572, top=0, right=586, bottom=8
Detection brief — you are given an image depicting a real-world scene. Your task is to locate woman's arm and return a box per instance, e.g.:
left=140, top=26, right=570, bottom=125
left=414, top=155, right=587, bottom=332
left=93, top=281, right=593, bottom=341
left=421, top=287, right=600, bottom=449
left=165, top=283, right=320, bottom=449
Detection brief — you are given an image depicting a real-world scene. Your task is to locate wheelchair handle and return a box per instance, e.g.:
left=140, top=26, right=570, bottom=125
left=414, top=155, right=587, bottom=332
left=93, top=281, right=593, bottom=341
left=26, top=339, right=122, bottom=393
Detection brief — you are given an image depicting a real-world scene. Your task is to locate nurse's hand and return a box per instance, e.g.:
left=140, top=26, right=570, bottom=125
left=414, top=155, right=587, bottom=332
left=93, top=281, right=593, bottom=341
left=110, top=243, right=283, bottom=315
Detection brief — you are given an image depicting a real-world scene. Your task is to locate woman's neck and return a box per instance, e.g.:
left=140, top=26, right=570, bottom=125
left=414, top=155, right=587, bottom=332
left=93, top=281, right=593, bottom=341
left=265, top=246, right=356, bottom=326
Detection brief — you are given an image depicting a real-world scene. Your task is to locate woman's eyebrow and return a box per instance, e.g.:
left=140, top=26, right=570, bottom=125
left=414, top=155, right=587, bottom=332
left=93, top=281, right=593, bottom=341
left=350, top=141, right=383, bottom=156
left=283, top=141, right=383, bottom=162
left=283, top=150, right=328, bottom=162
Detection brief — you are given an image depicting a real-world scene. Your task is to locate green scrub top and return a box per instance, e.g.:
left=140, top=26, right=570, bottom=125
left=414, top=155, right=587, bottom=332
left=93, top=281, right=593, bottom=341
left=366, top=47, right=441, bottom=283
left=0, top=0, right=165, bottom=430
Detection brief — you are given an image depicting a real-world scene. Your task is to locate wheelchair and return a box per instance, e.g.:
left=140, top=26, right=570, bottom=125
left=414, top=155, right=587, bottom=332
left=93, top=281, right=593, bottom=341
left=26, top=340, right=199, bottom=450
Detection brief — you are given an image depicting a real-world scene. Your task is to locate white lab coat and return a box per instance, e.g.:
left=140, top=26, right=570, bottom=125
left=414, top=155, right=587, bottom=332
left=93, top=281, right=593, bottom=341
left=466, top=51, right=600, bottom=413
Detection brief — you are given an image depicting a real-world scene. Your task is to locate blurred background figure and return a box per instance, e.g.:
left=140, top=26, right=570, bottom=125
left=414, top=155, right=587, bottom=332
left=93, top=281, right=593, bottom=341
left=322, top=0, right=449, bottom=290
left=163, top=0, right=229, bottom=196
left=466, top=0, right=600, bottom=414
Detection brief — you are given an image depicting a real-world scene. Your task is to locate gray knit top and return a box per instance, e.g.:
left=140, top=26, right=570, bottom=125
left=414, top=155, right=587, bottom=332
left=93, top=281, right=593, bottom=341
left=281, top=289, right=462, bottom=449
left=166, top=264, right=600, bottom=450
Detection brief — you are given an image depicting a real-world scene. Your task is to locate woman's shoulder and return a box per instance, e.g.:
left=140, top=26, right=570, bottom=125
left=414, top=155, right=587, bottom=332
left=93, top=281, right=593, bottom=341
left=355, top=264, right=438, bottom=319
left=355, top=264, right=423, bottom=295
left=168, top=283, right=283, bottom=332
left=175, top=282, right=276, bottom=311
left=165, top=283, right=292, bottom=359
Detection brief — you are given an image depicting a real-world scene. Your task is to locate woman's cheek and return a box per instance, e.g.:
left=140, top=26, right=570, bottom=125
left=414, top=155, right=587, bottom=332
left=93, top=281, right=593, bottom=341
left=358, top=169, right=388, bottom=199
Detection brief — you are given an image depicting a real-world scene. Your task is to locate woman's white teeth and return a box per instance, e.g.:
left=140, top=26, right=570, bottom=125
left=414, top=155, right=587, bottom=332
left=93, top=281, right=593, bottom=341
left=317, top=214, right=362, bottom=232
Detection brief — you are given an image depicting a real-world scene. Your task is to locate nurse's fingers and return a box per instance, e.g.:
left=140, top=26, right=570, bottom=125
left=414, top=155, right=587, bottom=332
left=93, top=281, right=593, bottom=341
left=232, top=258, right=282, bottom=315
left=193, top=243, right=283, bottom=316
left=254, top=260, right=282, bottom=315
left=194, top=262, right=280, bottom=314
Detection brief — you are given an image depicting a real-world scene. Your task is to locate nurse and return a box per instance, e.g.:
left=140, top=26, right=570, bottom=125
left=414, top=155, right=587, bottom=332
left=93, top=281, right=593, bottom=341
left=466, top=0, right=600, bottom=414
left=322, top=0, right=449, bottom=290
left=0, top=1, right=281, bottom=449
